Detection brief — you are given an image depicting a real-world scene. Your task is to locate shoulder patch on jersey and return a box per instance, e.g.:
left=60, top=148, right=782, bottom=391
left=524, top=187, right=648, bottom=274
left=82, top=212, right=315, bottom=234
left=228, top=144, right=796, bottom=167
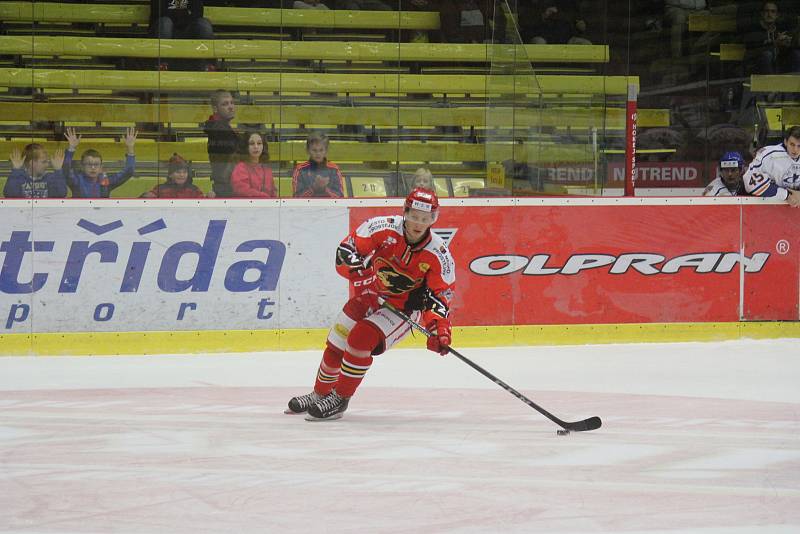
left=425, top=233, right=455, bottom=283
left=358, top=215, right=403, bottom=238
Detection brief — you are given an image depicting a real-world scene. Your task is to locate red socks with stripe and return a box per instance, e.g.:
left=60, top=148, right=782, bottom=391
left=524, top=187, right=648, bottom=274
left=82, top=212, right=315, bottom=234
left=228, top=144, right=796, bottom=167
left=334, top=320, right=382, bottom=398
left=314, top=343, right=344, bottom=396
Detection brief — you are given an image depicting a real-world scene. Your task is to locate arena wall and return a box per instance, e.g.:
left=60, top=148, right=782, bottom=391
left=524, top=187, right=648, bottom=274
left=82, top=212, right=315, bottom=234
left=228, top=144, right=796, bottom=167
left=1, top=197, right=798, bottom=356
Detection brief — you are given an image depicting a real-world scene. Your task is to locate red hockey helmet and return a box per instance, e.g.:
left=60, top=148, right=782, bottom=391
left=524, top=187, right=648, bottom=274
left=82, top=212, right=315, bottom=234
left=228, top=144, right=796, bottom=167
left=404, top=187, right=439, bottom=220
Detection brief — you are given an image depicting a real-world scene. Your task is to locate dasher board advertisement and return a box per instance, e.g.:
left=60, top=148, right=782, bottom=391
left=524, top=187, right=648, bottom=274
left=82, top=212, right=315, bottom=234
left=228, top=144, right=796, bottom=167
left=352, top=203, right=798, bottom=325
left=0, top=202, right=348, bottom=333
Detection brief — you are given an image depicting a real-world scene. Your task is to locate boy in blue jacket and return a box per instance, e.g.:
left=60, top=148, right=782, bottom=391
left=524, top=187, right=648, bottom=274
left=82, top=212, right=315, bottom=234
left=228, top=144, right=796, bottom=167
left=63, top=127, right=138, bottom=198
left=4, top=143, right=68, bottom=198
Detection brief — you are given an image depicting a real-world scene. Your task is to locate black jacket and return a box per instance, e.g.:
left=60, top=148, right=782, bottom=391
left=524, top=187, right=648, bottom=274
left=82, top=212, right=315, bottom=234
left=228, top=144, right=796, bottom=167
left=150, top=0, right=205, bottom=29
left=203, top=114, right=239, bottom=196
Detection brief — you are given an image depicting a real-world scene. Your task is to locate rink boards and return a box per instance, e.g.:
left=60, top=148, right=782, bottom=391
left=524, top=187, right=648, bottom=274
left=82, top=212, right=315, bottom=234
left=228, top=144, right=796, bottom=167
left=1, top=197, right=798, bottom=355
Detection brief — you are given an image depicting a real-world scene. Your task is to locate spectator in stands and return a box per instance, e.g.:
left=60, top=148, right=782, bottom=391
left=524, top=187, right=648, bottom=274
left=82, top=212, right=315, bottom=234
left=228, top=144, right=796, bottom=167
left=231, top=131, right=277, bottom=198
left=440, top=0, right=504, bottom=43
left=203, top=90, right=239, bottom=198
left=4, top=143, right=68, bottom=199
left=336, top=0, right=394, bottom=10
left=141, top=153, right=210, bottom=198
left=405, top=0, right=438, bottom=43
left=519, top=1, right=587, bottom=45
left=292, top=132, right=346, bottom=198
left=150, top=0, right=216, bottom=71
left=740, top=1, right=799, bottom=74
left=61, top=127, right=137, bottom=199
left=702, top=151, right=746, bottom=196
left=792, top=27, right=800, bottom=74
left=404, top=167, right=434, bottom=194
left=664, top=0, right=708, bottom=58
left=293, top=0, right=330, bottom=8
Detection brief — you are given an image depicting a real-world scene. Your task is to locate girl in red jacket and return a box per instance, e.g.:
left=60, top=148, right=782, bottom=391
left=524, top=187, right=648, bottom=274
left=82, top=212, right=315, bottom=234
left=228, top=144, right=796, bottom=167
left=231, top=131, right=277, bottom=198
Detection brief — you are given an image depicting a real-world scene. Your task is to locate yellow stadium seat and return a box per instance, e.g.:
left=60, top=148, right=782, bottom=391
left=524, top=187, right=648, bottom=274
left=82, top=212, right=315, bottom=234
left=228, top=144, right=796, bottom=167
left=450, top=178, right=486, bottom=197
left=0, top=3, right=440, bottom=30
left=688, top=13, right=735, bottom=32
left=351, top=177, right=388, bottom=198
left=0, top=68, right=637, bottom=96
left=2, top=102, right=670, bottom=130
left=432, top=178, right=450, bottom=198
left=277, top=176, right=293, bottom=198
left=719, top=43, right=745, bottom=62
left=751, top=75, right=800, bottom=93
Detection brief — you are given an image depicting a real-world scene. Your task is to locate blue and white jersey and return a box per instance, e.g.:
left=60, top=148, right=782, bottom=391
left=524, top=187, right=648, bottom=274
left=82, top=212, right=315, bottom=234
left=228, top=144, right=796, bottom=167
left=702, top=176, right=738, bottom=197
left=743, top=142, right=800, bottom=200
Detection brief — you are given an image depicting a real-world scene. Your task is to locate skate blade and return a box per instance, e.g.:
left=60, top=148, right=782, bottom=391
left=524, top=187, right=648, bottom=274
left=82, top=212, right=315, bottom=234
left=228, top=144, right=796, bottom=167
left=284, top=409, right=306, bottom=415
left=304, top=413, right=344, bottom=422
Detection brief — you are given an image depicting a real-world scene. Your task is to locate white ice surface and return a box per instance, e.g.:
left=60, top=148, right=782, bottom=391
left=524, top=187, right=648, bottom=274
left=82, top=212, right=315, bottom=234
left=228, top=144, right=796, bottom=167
left=1, top=339, right=799, bottom=533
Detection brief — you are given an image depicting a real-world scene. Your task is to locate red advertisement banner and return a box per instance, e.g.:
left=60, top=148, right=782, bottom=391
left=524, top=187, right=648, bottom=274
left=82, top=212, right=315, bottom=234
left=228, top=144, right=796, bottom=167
left=352, top=204, right=799, bottom=326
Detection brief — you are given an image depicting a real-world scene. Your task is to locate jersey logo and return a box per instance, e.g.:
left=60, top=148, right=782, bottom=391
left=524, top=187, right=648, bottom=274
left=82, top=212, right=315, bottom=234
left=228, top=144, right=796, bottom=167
left=418, top=262, right=430, bottom=273
left=374, top=258, right=421, bottom=295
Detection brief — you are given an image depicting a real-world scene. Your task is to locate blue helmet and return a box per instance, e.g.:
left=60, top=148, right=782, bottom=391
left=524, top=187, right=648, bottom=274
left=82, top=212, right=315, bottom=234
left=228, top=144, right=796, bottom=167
left=719, top=151, right=744, bottom=169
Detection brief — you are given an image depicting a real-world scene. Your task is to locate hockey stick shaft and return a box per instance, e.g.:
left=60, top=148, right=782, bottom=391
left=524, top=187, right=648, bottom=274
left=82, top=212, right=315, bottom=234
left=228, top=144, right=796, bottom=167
left=388, top=305, right=602, bottom=432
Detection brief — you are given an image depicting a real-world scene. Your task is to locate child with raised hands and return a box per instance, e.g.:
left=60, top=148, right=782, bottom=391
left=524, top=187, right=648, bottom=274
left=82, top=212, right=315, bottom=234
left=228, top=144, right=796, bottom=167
left=63, top=127, right=137, bottom=198
left=4, top=143, right=68, bottom=198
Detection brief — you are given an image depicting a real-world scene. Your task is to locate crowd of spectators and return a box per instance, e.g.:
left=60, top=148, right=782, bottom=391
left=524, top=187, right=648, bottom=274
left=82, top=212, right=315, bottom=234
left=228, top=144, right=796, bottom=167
left=2, top=1, right=799, bottom=201
left=517, top=1, right=593, bottom=45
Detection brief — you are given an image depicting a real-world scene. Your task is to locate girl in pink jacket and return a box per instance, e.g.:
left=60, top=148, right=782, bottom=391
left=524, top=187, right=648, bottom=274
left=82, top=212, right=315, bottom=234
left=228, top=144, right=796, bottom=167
left=231, top=131, right=277, bottom=198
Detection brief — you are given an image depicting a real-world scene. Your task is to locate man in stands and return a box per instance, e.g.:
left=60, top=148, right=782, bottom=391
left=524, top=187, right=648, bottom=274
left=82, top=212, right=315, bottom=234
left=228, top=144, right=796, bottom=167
left=739, top=1, right=798, bottom=74
left=203, top=90, right=239, bottom=198
left=150, top=0, right=216, bottom=71
left=743, top=125, right=800, bottom=207
left=703, top=151, right=746, bottom=196
left=286, top=188, right=456, bottom=421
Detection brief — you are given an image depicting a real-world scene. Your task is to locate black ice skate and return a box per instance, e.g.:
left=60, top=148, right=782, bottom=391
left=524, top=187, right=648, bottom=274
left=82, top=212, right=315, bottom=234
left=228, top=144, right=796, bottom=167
left=285, top=391, right=322, bottom=414
left=305, top=391, right=349, bottom=421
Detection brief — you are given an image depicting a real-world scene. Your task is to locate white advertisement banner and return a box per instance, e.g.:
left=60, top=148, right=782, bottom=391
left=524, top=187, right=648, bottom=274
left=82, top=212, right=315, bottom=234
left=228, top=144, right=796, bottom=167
left=0, top=202, right=348, bottom=333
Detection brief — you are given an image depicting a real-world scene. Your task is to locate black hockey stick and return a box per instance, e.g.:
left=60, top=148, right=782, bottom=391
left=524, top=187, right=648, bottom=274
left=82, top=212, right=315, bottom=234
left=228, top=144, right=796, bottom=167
left=386, top=305, right=602, bottom=432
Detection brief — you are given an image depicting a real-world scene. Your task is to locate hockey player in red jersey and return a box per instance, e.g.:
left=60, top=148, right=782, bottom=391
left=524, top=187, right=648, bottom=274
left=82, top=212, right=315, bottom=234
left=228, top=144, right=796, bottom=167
left=287, top=188, right=456, bottom=421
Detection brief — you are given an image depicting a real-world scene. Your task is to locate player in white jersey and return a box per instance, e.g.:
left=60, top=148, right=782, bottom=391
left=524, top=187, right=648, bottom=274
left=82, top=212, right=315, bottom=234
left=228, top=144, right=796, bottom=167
left=743, top=125, right=800, bottom=207
left=703, top=151, right=745, bottom=197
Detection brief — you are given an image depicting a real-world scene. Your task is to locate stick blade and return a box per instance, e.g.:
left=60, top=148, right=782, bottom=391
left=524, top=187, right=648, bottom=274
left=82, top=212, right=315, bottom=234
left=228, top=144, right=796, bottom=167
left=564, top=416, right=602, bottom=432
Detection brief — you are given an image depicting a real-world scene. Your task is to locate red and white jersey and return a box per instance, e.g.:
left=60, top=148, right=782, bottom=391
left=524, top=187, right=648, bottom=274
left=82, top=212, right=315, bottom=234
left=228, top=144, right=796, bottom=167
left=337, top=215, right=455, bottom=319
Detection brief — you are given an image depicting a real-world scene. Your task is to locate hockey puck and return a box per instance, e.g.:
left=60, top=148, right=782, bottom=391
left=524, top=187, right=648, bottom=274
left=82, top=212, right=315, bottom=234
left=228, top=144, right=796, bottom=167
left=556, top=429, right=570, bottom=436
